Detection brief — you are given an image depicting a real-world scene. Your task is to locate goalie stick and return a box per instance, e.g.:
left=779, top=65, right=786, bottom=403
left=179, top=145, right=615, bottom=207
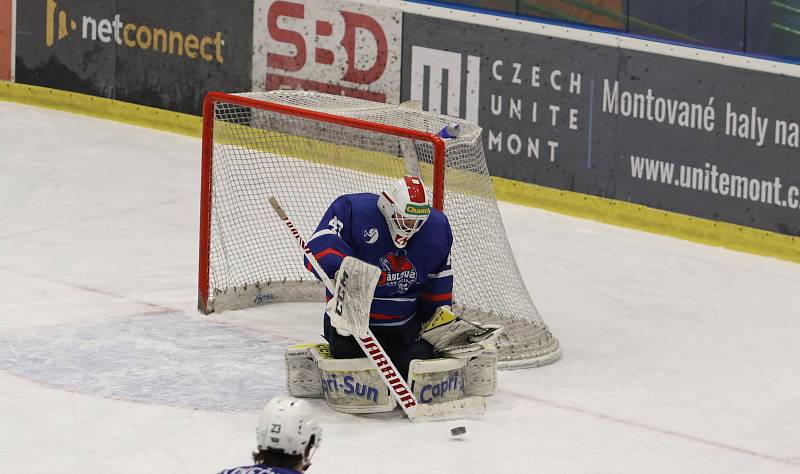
left=268, top=196, right=486, bottom=422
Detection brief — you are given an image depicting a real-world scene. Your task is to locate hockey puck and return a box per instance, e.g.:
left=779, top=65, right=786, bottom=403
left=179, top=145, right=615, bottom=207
left=450, top=426, right=467, bottom=436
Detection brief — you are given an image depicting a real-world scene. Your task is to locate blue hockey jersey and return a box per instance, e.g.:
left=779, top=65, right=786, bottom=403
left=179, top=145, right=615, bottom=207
left=305, top=193, right=453, bottom=330
left=217, top=464, right=301, bottom=474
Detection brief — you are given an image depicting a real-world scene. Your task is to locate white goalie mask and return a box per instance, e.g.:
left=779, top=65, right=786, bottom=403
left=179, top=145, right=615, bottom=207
left=256, top=396, right=322, bottom=468
left=377, top=176, right=432, bottom=248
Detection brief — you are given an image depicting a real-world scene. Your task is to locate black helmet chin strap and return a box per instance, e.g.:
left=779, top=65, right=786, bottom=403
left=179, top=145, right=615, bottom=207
left=301, top=435, right=317, bottom=470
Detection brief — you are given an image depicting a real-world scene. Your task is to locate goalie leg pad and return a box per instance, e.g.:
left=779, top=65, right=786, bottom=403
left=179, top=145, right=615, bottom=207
left=285, top=343, right=327, bottom=398
left=464, top=346, right=498, bottom=397
left=408, top=357, right=467, bottom=404
left=316, top=350, right=396, bottom=414
left=286, top=343, right=398, bottom=413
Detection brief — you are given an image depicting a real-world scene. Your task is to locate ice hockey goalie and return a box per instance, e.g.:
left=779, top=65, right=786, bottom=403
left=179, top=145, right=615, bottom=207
left=284, top=176, right=501, bottom=414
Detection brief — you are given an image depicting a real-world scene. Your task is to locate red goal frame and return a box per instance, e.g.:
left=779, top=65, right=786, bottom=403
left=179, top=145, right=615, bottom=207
left=198, top=92, right=447, bottom=313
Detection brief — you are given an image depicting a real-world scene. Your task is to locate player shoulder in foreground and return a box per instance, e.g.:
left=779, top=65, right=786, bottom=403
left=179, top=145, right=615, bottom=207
left=218, top=396, right=322, bottom=474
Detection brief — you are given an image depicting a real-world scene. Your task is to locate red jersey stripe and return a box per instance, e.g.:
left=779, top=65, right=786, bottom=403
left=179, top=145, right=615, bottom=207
left=420, top=292, right=452, bottom=302
left=305, top=248, right=346, bottom=271
left=316, top=248, right=346, bottom=260
left=369, top=313, right=404, bottom=320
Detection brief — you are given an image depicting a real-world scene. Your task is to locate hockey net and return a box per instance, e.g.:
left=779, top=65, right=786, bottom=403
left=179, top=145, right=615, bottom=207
left=198, top=91, right=560, bottom=369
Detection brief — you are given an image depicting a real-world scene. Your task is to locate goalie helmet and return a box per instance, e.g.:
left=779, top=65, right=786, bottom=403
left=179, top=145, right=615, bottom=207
left=256, top=396, right=321, bottom=466
left=377, top=176, right=432, bottom=248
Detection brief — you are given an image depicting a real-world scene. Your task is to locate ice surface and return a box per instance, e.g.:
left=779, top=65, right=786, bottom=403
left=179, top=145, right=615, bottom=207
left=1, top=102, right=799, bottom=473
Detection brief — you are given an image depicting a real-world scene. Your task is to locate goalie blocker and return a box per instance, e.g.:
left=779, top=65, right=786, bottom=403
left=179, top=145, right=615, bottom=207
left=285, top=342, right=498, bottom=414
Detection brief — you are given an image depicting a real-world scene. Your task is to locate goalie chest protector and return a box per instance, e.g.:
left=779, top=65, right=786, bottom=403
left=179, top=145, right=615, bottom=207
left=309, top=193, right=453, bottom=327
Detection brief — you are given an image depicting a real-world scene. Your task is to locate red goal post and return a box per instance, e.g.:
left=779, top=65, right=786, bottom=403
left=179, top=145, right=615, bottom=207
left=198, top=90, right=560, bottom=369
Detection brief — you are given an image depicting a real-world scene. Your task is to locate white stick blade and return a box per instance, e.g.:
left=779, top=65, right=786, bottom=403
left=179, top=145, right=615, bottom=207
left=410, top=396, right=486, bottom=422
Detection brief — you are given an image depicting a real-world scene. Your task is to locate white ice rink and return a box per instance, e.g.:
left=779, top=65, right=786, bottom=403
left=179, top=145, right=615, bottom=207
left=2, top=101, right=799, bottom=473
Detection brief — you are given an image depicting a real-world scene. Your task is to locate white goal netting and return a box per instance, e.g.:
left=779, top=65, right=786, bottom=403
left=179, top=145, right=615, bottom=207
left=199, top=90, right=560, bottom=369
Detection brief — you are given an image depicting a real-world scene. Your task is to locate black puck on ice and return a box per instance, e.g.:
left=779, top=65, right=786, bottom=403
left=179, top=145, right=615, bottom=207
left=450, top=426, right=467, bottom=436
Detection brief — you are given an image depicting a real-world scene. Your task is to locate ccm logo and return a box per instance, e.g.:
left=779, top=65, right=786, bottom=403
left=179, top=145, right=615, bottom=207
left=334, top=270, right=349, bottom=316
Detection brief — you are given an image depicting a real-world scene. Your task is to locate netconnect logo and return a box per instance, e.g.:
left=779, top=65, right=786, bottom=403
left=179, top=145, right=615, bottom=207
left=45, top=0, right=225, bottom=63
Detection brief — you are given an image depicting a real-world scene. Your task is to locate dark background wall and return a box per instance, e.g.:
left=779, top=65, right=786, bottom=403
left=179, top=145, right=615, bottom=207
left=424, top=0, right=800, bottom=62
left=627, top=1, right=746, bottom=51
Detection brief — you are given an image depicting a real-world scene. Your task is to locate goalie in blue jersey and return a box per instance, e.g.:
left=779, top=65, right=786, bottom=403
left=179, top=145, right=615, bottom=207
left=304, top=176, right=500, bottom=380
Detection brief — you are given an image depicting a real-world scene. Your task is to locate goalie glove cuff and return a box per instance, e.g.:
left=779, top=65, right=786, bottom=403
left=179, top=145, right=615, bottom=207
left=325, top=273, right=352, bottom=337
left=421, top=306, right=503, bottom=359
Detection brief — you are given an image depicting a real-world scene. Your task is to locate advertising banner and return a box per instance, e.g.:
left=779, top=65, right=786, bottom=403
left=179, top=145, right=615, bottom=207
left=402, top=14, right=800, bottom=236
left=253, top=0, right=401, bottom=104
left=0, top=0, right=13, bottom=81
left=15, top=0, right=251, bottom=114
left=113, top=0, right=251, bottom=114
left=16, top=0, right=116, bottom=98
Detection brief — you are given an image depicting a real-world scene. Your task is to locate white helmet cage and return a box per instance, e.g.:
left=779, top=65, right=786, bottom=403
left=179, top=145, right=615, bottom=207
left=377, top=176, right=432, bottom=248
left=256, top=396, right=322, bottom=467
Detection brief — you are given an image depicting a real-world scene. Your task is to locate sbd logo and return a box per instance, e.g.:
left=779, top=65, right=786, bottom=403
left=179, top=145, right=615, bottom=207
left=255, top=0, right=401, bottom=103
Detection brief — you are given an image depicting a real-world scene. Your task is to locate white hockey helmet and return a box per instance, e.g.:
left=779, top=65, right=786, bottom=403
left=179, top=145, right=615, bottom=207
left=256, top=396, right=321, bottom=466
left=377, top=176, right=432, bottom=248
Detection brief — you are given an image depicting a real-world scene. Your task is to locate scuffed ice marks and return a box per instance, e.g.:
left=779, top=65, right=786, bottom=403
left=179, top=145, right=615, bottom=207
left=0, top=312, right=287, bottom=411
